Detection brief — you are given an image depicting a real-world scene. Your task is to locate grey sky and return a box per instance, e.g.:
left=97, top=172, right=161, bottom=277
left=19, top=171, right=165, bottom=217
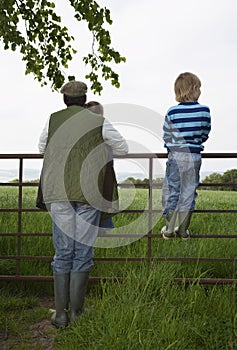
left=0, top=0, right=237, bottom=173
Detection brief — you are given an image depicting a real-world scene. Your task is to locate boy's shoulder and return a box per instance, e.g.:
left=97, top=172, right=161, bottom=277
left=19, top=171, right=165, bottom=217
left=166, top=102, right=210, bottom=116
left=166, top=104, right=186, bottom=117
left=194, top=102, right=210, bottom=111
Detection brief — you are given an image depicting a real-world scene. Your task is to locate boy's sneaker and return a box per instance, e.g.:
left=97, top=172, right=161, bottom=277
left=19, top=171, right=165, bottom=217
left=161, top=226, right=175, bottom=240
left=174, top=227, right=190, bottom=241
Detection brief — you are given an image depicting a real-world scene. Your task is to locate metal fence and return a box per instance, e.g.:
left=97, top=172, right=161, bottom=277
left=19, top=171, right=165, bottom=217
left=0, top=153, right=237, bottom=285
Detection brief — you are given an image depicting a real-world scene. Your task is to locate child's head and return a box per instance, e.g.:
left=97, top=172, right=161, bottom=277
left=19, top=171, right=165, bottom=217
left=86, top=101, right=104, bottom=116
left=174, top=72, right=201, bottom=103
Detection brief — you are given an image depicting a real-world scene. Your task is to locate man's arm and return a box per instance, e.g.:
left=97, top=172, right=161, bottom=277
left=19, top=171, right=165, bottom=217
left=102, top=120, right=128, bottom=155
left=38, top=118, right=49, bottom=154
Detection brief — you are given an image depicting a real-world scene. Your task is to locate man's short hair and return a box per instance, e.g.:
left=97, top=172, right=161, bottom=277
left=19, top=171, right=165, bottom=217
left=63, top=95, right=87, bottom=107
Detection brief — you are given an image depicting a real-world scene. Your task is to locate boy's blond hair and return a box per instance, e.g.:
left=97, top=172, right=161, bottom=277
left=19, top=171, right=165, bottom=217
left=174, top=72, right=201, bottom=102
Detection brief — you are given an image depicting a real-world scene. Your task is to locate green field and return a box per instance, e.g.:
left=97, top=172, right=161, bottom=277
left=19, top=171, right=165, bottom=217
left=0, top=186, right=237, bottom=349
left=0, top=187, right=237, bottom=279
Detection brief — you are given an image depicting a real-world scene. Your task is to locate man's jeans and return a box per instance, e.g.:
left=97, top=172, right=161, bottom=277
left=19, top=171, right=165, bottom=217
left=50, top=202, right=100, bottom=273
left=162, top=152, right=201, bottom=216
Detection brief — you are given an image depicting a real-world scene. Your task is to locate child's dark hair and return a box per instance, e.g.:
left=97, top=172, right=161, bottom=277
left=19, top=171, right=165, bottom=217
left=86, top=101, right=104, bottom=116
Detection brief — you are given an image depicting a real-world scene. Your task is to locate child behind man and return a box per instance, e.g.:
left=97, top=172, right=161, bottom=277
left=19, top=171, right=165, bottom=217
left=162, top=72, right=211, bottom=240
left=86, top=101, right=115, bottom=232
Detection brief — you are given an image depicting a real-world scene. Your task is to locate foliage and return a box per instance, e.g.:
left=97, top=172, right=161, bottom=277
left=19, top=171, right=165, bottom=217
left=9, top=178, right=19, bottom=183
left=122, top=177, right=149, bottom=185
left=202, top=172, right=223, bottom=184
left=122, top=177, right=163, bottom=185
left=0, top=0, right=126, bottom=94
left=9, top=178, right=39, bottom=183
left=202, top=168, right=237, bottom=191
left=222, top=169, right=237, bottom=186
left=123, top=169, right=237, bottom=191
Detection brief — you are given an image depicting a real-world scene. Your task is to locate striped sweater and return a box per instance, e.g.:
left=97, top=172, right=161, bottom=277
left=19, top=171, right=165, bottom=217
left=163, top=102, right=211, bottom=153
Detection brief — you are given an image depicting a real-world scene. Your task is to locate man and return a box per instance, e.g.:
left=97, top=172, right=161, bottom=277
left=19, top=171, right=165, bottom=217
left=38, top=81, right=128, bottom=328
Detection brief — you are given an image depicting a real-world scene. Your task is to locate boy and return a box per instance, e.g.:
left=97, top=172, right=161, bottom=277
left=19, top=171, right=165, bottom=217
left=161, top=72, right=211, bottom=240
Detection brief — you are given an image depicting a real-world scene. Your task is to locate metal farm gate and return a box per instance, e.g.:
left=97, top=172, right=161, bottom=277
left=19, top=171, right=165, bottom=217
left=0, top=153, right=236, bottom=285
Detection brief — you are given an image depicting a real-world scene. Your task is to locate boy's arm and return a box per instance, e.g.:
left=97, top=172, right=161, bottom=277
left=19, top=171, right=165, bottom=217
left=201, top=111, right=211, bottom=143
left=163, top=114, right=173, bottom=145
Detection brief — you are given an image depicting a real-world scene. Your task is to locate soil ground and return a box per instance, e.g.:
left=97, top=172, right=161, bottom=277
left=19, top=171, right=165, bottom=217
left=0, top=296, right=57, bottom=350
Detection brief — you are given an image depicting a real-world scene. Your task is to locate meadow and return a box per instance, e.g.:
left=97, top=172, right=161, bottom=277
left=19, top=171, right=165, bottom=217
left=0, top=186, right=237, bottom=349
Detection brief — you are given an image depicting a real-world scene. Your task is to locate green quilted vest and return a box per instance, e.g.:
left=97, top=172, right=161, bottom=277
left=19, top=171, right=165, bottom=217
left=41, top=105, right=118, bottom=212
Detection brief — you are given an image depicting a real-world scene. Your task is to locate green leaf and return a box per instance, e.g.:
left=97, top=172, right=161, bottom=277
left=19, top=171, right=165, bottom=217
left=68, top=75, right=75, bottom=81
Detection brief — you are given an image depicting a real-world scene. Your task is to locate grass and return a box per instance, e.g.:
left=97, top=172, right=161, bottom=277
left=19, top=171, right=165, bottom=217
left=0, top=287, right=54, bottom=349
left=55, top=265, right=237, bottom=350
left=0, top=186, right=237, bottom=349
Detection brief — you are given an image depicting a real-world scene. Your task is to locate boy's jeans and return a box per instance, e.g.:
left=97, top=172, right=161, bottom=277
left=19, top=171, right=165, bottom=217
left=50, top=201, right=100, bottom=274
left=162, top=151, right=201, bottom=216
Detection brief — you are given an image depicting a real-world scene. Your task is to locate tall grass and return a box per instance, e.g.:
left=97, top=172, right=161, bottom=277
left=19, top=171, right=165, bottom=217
left=0, top=187, right=237, bottom=349
left=55, top=264, right=237, bottom=350
left=0, top=187, right=237, bottom=279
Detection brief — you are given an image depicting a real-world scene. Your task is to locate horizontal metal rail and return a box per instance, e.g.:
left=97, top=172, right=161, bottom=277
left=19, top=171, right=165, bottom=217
left=1, top=233, right=237, bottom=239
left=0, top=274, right=235, bottom=286
left=0, top=255, right=236, bottom=263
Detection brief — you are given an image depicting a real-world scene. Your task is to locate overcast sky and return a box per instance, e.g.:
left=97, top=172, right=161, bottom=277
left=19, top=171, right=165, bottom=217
left=0, top=0, right=237, bottom=174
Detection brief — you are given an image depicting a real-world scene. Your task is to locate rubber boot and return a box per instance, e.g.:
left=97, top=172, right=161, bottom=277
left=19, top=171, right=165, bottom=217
left=161, top=210, right=177, bottom=240
left=51, top=273, right=70, bottom=328
left=176, top=212, right=192, bottom=240
left=70, top=270, right=90, bottom=322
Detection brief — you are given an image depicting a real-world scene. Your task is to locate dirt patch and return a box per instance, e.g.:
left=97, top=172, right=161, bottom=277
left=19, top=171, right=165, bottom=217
left=30, top=296, right=57, bottom=349
left=29, top=318, right=57, bottom=350
left=39, top=295, right=55, bottom=309
left=0, top=296, right=58, bottom=350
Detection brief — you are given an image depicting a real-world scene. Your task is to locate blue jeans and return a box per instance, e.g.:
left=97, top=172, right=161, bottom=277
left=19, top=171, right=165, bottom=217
left=162, top=152, right=201, bottom=216
left=50, top=202, right=100, bottom=273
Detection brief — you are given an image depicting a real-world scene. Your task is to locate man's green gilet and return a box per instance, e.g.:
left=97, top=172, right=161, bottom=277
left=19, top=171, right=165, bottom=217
left=41, top=105, right=118, bottom=212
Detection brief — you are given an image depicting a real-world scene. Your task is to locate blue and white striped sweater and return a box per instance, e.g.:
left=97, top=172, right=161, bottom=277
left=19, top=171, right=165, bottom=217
left=163, top=102, right=211, bottom=153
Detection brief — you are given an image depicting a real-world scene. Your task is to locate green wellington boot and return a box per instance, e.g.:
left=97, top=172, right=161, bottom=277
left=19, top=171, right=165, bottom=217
left=70, top=270, right=90, bottom=322
left=161, top=210, right=178, bottom=240
left=175, top=212, right=192, bottom=240
left=51, top=272, right=70, bottom=328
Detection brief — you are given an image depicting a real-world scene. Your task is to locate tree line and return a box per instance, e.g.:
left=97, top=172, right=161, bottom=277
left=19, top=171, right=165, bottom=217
left=9, top=168, right=237, bottom=191
left=122, top=169, right=237, bottom=191
left=201, top=169, right=237, bottom=191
